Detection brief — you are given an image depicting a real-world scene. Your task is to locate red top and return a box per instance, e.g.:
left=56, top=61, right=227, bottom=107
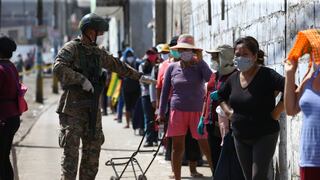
left=203, top=71, right=235, bottom=124
left=0, top=60, right=20, bottom=119
left=156, top=59, right=171, bottom=89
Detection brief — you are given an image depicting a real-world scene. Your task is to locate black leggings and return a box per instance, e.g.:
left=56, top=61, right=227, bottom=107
left=233, top=132, right=279, bottom=180
left=0, top=116, right=20, bottom=180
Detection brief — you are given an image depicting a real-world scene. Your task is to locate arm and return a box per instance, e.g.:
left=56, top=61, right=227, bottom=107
left=159, top=65, right=173, bottom=118
left=271, top=101, right=284, bottom=120
left=217, top=75, right=233, bottom=119
left=149, top=67, right=157, bottom=107
left=220, top=101, right=233, bottom=120
left=53, top=42, right=86, bottom=87
left=101, top=51, right=141, bottom=81
left=284, top=60, right=301, bottom=116
left=269, top=69, right=286, bottom=120
left=156, top=88, right=162, bottom=109
left=200, top=60, right=213, bottom=82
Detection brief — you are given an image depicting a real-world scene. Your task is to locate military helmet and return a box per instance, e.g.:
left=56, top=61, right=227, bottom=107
left=79, top=13, right=109, bottom=32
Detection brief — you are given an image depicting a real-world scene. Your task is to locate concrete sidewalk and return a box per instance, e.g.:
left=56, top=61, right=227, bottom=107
left=12, top=74, right=212, bottom=180
left=13, top=107, right=212, bottom=180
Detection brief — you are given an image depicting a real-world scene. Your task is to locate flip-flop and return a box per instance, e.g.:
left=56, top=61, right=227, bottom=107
left=190, top=172, right=204, bottom=178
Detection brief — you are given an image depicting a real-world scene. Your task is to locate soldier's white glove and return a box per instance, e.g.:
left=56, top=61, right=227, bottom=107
left=139, top=75, right=157, bottom=84
left=82, top=78, right=94, bottom=93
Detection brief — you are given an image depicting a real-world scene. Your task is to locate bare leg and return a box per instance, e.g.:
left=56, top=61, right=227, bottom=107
left=172, top=135, right=185, bottom=180
left=189, top=161, right=203, bottom=177
left=124, top=111, right=131, bottom=128
left=198, top=139, right=213, bottom=174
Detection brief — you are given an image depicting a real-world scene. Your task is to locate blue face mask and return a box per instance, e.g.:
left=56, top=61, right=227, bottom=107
left=161, top=53, right=170, bottom=60
left=170, top=50, right=180, bottom=59
left=234, top=57, right=254, bottom=72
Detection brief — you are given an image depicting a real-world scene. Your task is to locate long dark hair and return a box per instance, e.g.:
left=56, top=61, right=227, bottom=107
left=234, top=36, right=265, bottom=65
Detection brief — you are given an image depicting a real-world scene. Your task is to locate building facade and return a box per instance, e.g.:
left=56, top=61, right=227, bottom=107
left=161, top=0, right=318, bottom=179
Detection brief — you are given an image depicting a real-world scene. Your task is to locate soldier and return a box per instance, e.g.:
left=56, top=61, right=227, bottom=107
left=53, top=13, right=154, bottom=180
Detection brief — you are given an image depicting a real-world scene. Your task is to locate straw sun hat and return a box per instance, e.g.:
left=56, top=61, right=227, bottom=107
left=170, top=34, right=202, bottom=51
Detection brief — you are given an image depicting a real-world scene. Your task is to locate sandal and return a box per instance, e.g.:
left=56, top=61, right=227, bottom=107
left=190, top=172, right=204, bottom=178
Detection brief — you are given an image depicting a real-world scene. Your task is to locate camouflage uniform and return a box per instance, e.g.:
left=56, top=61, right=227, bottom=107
left=54, top=38, right=141, bottom=180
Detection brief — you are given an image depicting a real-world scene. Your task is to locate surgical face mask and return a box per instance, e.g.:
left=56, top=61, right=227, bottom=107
left=127, top=57, right=135, bottom=64
left=170, top=50, right=180, bottom=59
left=161, top=53, right=170, bottom=61
left=210, top=60, right=219, bottom=71
left=180, top=51, right=194, bottom=62
left=96, top=35, right=104, bottom=45
left=234, top=56, right=254, bottom=72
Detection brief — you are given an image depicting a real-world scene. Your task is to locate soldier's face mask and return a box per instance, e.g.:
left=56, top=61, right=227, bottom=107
left=96, top=35, right=104, bottom=45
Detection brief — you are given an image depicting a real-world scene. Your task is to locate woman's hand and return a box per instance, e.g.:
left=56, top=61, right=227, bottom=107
left=284, top=59, right=298, bottom=75
left=224, top=109, right=234, bottom=120
left=220, top=101, right=233, bottom=120
left=156, top=115, right=166, bottom=123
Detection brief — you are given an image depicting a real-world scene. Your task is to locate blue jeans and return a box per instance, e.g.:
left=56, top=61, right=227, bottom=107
left=117, top=92, right=124, bottom=120
left=141, top=95, right=157, bottom=143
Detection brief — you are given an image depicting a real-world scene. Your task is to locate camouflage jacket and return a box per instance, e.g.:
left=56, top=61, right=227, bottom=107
left=53, top=38, right=141, bottom=119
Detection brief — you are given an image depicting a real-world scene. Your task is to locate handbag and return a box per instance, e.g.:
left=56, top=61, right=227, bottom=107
left=0, top=61, right=28, bottom=114
left=17, top=82, right=28, bottom=114
left=213, top=131, right=245, bottom=180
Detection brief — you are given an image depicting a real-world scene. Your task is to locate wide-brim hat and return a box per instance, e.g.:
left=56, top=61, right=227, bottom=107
left=170, top=34, right=202, bottom=51
left=206, top=44, right=233, bottom=54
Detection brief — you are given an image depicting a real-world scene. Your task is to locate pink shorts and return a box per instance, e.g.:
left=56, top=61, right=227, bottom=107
left=166, top=109, right=208, bottom=140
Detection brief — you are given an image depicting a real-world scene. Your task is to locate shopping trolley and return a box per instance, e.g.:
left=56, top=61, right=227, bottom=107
left=105, top=121, right=165, bottom=180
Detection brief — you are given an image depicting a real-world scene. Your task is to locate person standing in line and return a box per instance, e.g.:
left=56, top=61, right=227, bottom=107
left=121, top=47, right=141, bottom=128
left=139, top=48, right=158, bottom=147
left=53, top=13, right=154, bottom=179
left=156, top=36, right=204, bottom=178
left=218, top=36, right=285, bottom=180
left=0, top=34, right=22, bottom=180
left=198, top=44, right=237, bottom=174
left=158, top=34, right=213, bottom=180
left=284, top=29, right=320, bottom=180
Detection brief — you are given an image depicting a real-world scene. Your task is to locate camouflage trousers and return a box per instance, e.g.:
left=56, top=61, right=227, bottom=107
left=58, top=113, right=105, bottom=180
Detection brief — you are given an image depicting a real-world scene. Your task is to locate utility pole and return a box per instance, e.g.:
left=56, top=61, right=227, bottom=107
left=52, top=0, right=59, bottom=94
left=0, top=0, right=2, bottom=30
left=35, top=0, right=43, bottom=103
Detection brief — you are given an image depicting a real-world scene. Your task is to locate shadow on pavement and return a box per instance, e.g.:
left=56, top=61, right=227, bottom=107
left=13, top=144, right=137, bottom=152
